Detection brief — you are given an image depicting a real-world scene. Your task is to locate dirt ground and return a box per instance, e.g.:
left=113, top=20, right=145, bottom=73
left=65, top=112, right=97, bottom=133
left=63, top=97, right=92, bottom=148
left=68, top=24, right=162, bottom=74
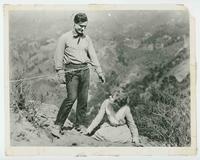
left=10, top=103, right=164, bottom=147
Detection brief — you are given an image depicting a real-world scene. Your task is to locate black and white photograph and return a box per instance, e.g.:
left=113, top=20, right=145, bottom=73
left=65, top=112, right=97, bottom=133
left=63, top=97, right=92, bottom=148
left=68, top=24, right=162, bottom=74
left=5, top=4, right=196, bottom=156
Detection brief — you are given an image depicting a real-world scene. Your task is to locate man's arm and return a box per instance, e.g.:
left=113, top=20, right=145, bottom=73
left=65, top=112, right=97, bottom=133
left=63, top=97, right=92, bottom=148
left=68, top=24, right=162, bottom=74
left=54, top=35, right=66, bottom=83
left=87, top=36, right=105, bottom=83
left=54, top=35, right=66, bottom=71
left=86, top=99, right=108, bottom=134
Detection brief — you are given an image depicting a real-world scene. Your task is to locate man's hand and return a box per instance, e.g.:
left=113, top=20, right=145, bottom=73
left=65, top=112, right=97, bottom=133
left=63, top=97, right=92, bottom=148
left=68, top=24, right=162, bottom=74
left=98, top=73, right=105, bottom=83
left=57, top=70, right=66, bottom=84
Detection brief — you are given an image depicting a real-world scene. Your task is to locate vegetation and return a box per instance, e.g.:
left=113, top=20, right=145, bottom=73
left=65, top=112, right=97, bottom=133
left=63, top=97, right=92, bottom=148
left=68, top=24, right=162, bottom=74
left=10, top=10, right=190, bottom=146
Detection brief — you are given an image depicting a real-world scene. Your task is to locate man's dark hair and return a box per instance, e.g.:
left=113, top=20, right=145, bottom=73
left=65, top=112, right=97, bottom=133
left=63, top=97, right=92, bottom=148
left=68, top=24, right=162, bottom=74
left=74, top=13, right=88, bottom=24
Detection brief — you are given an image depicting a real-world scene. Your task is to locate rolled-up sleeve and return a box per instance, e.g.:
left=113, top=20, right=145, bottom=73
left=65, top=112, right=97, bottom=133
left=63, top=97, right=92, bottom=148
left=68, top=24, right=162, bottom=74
left=87, top=36, right=103, bottom=75
left=54, top=35, right=66, bottom=70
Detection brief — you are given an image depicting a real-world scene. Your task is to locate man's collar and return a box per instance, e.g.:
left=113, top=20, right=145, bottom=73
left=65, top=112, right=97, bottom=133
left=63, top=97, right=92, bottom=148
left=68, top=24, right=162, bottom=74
left=72, top=29, right=86, bottom=38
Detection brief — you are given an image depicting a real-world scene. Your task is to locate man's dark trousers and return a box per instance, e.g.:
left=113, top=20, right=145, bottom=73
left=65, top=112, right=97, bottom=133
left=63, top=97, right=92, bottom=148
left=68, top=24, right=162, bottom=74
left=55, top=63, right=90, bottom=127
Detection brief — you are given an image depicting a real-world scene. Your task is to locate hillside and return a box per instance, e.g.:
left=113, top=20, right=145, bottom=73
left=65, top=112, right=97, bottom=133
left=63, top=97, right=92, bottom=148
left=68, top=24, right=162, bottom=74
left=9, top=10, right=190, bottom=146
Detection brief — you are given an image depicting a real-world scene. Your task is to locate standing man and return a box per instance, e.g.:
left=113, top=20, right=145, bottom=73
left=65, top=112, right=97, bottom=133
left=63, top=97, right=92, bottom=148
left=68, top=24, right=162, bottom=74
left=53, top=13, right=105, bottom=136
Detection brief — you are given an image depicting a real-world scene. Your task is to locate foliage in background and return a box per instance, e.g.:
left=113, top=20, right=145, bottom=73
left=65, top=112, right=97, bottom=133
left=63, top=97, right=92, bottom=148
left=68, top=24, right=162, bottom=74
left=10, top=11, right=190, bottom=146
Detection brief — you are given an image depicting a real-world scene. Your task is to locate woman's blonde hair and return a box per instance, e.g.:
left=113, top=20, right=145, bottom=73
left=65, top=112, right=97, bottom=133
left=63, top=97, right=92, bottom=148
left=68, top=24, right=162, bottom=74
left=111, top=88, right=130, bottom=106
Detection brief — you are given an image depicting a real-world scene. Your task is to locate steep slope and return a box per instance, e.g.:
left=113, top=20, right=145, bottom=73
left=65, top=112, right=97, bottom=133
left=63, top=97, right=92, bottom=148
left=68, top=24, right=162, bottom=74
left=9, top=10, right=190, bottom=146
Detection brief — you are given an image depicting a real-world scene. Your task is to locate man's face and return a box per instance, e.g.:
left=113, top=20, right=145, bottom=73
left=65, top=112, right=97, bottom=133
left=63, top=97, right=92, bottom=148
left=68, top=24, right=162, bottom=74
left=74, top=21, right=88, bottom=35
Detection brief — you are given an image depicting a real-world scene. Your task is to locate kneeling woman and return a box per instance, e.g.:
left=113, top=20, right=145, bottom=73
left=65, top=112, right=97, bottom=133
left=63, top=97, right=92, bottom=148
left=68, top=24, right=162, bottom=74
left=84, top=89, right=140, bottom=145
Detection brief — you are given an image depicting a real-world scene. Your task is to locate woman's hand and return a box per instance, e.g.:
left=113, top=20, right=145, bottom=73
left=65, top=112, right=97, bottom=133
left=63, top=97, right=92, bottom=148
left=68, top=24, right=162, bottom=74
left=81, top=128, right=91, bottom=136
left=132, top=137, right=143, bottom=147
